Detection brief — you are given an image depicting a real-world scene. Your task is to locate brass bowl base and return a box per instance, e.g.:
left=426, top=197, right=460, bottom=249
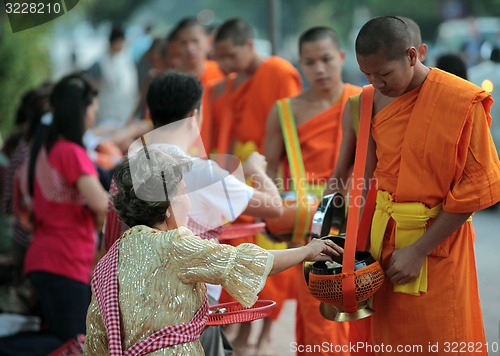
left=319, top=299, right=375, bottom=322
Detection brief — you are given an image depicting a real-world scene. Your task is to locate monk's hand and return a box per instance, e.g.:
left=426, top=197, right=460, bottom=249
left=243, top=152, right=267, bottom=176
left=385, top=245, right=426, bottom=285
left=303, top=239, right=343, bottom=262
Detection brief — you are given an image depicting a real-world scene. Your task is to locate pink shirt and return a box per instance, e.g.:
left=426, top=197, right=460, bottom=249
left=24, top=139, right=98, bottom=284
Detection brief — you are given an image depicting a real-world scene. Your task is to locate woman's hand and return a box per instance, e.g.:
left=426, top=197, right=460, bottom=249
left=268, top=238, right=343, bottom=275
left=303, top=238, right=343, bottom=262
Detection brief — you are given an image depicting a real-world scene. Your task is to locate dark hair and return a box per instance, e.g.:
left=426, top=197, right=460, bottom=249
left=112, top=147, right=191, bottom=227
left=214, top=18, right=254, bottom=45
left=436, top=53, right=468, bottom=80
left=168, top=17, right=205, bottom=42
left=109, top=25, right=125, bottom=44
left=24, top=82, right=52, bottom=142
left=146, top=71, right=203, bottom=128
left=356, top=16, right=412, bottom=61
left=299, top=26, right=341, bottom=54
left=2, top=83, right=52, bottom=158
left=45, top=73, right=97, bottom=152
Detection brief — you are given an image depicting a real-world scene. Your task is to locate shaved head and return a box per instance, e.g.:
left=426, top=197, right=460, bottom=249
left=355, top=16, right=412, bottom=60
left=299, top=26, right=341, bottom=54
left=214, top=18, right=254, bottom=45
left=398, top=16, right=422, bottom=48
left=169, top=17, right=205, bottom=41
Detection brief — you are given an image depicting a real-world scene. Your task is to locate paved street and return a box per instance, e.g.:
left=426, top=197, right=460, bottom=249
left=473, top=207, right=500, bottom=355
left=234, top=207, right=500, bottom=356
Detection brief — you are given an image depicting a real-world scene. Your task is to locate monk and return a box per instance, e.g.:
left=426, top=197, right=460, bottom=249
left=213, top=18, right=302, bottom=154
left=212, top=18, right=302, bottom=354
left=325, top=16, right=427, bottom=197
left=169, top=17, right=225, bottom=153
left=264, top=27, right=365, bottom=355
left=328, top=16, right=500, bottom=354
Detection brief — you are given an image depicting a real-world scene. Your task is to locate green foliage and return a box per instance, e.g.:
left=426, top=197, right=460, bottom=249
left=0, top=19, right=51, bottom=140
left=86, top=0, right=146, bottom=24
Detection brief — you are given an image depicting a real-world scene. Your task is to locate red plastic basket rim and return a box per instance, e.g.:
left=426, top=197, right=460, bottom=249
left=219, top=222, right=266, bottom=241
left=207, top=300, right=276, bottom=325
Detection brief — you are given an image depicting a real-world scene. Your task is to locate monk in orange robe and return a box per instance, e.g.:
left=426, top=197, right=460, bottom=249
left=265, top=27, right=367, bottom=356
left=212, top=18, right=302, bottom=354
left=329, top=16, right=500, bottom=355
left=204, top=73, right=237, bottom=156
left=168, top=17, right=225, bottom=154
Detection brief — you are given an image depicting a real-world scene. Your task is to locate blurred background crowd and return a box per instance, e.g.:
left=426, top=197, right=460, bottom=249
left=0, top=0, right=499, bottom=355
left=1, top=0, right=500, bottom=155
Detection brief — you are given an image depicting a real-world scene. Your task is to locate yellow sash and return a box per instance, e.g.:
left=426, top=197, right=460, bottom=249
left=371, top=190, right=471, bottom=295
left=371, top=191, right=440, bottom=295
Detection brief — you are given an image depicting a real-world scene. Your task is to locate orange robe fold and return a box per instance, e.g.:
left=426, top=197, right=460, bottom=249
left=199, top=60, right=225, bottom=154
left=218, top=56, right=302, bottom=320
left=204, top=73, right=236, bottom=155
left=296, top=84, right=361, bottom=183
left=370, top=68, right=500, bottom=354
left=231, top=56, right=302, bottom=152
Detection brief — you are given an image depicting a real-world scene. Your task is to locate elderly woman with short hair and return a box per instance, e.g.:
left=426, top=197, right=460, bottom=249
left=84, top=147, right=342, bottom=355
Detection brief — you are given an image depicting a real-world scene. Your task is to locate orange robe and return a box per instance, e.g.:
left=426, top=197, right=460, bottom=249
left=370, top=68, right=500, bottom=354
left=287, top=84, right=372, bottom=356
left=204, top=73, right=236, bottom=155
left=199, top=60, right=225, bottom=154
left=231, top=56, right=302, bottom=152
left=219, top=56, right=302, bottom=320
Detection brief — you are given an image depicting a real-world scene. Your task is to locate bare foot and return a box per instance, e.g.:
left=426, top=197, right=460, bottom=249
left=256, top=318, right=276, bottom=356
left=256, top=342, right=277, bottom=356
left=233, top=344, right=257, bottom=356
left=231, top=322, right=254, bottom=356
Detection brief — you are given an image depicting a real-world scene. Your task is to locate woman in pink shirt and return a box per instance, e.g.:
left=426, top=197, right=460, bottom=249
left=24, top=74, right=109, bottom=345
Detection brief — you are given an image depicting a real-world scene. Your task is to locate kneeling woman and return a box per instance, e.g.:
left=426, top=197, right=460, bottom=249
left=84, top=147, right=342, bottom=355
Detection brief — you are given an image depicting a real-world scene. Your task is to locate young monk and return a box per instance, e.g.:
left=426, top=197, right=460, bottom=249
left=264, top=26, right=363, bottom=355
left=83, top=147, right=343, bottom=355
left=324, top=16, right=427, bottom=198
left=168, top=17, right=225, bottom=153
left=328, top=16, right=500, bottom=353
left=213, top=18, right=302, bottom=155
left=212, top=18, right=302, bottom=353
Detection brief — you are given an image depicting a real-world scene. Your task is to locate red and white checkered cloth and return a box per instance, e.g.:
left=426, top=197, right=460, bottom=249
left=91, top=235, right=209, bottom=355
left=187, top=217, right=223, bottom=241
left=103, top=180, right=128, bottom=251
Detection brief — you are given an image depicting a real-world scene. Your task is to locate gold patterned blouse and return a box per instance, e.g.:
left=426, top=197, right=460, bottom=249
left=84, top=225, right=273, bottom=355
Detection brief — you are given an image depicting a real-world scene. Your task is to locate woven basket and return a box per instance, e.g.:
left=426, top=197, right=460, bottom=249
left=305, top=235, right=385, bottom=307
left=308, top=262, right=384, bottom=306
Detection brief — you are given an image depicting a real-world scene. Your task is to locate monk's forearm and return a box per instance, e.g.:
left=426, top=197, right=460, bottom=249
left=324, top=172, right=350, bottom=197
left=265, top=161, right=279, bottom=183
left=413, top=211, right=472, bottom=256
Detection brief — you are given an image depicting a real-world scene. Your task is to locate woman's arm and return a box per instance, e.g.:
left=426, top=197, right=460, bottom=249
left=77, top=175, right=109, bottom=230
left=268, top=238, right=343, bottom=275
